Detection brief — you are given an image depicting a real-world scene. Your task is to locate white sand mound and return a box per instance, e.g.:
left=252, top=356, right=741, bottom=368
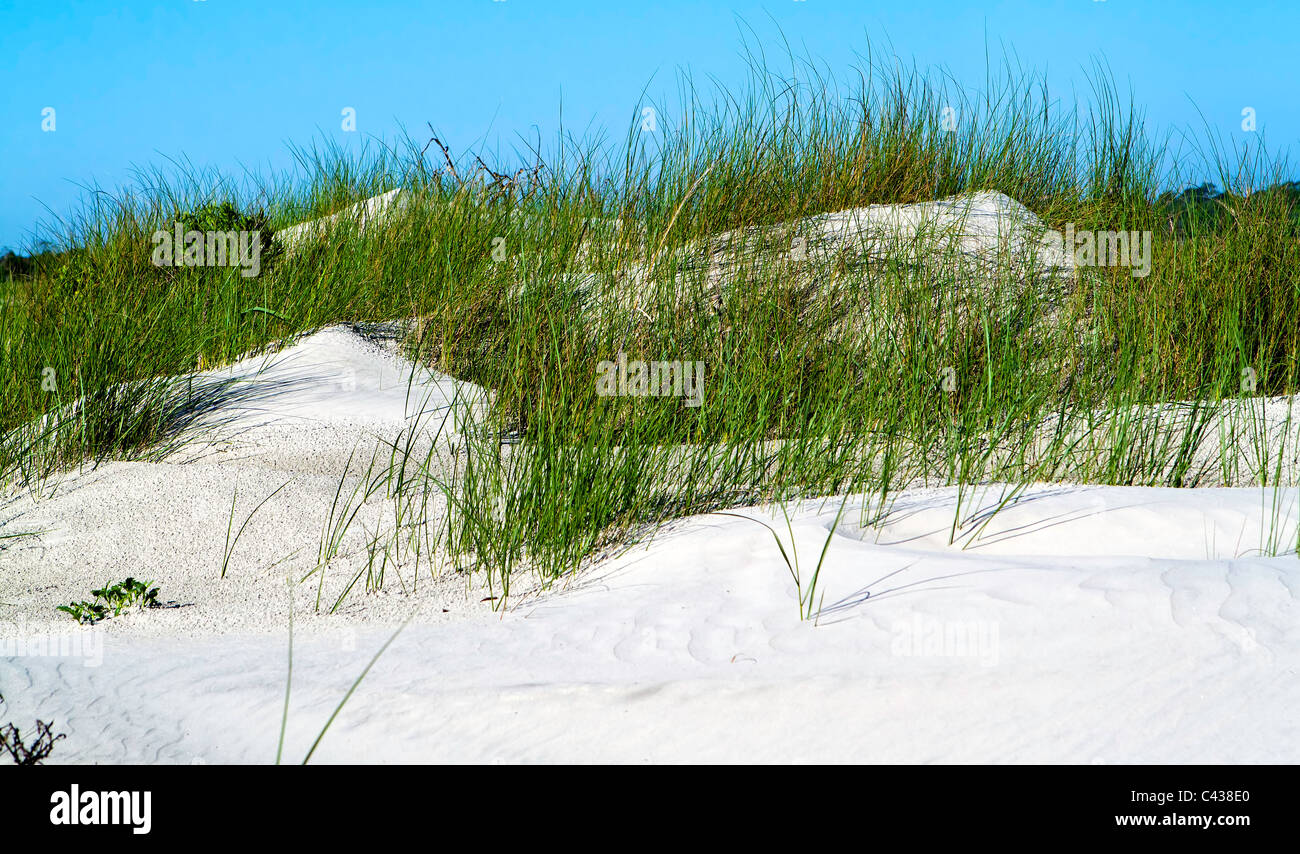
left=5, top=443, right=1299, bottom=761
left=1, top=324, right=492, bottom=639
left=573, top=190, right=1076, bottom=334
left=699, top=189, right=1074, bottom=277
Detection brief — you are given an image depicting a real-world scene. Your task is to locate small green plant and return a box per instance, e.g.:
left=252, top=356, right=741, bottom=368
left=0, top=693, right=67, bottom=765
left=55, top=600, right=108, bottom=625
left=57, top=576, right=161, bottom=624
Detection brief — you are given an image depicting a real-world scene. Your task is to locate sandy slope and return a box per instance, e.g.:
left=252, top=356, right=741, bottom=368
left=2, top=327, right=1299, bottom=763
left=1, top=324, right=493, bottom=637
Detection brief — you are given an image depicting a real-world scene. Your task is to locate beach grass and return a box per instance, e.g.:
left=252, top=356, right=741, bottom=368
left=3, top=36, right=1298, bottom=603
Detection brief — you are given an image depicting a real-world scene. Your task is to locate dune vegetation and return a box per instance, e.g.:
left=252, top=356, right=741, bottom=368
left=3, top=38, right=1299, bottom=595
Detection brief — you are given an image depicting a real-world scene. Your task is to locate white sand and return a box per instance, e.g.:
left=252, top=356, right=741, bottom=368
left=3, top=327, right=1298, bottom=763
left=1, top=324, right=494, bottom=638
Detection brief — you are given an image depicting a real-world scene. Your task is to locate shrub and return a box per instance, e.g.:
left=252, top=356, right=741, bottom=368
left=173, top=200, right=283, bottom=271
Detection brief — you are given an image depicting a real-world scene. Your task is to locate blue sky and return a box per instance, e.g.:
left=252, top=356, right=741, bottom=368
left=2, top=0, right=1296, bottom=252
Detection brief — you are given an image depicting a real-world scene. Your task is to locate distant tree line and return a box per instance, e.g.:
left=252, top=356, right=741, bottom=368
left=1155, top=181, right=1300, bottom=238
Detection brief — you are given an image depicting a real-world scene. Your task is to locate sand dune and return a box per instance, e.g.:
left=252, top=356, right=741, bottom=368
left=2, top=326, right=1298, bottom=763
